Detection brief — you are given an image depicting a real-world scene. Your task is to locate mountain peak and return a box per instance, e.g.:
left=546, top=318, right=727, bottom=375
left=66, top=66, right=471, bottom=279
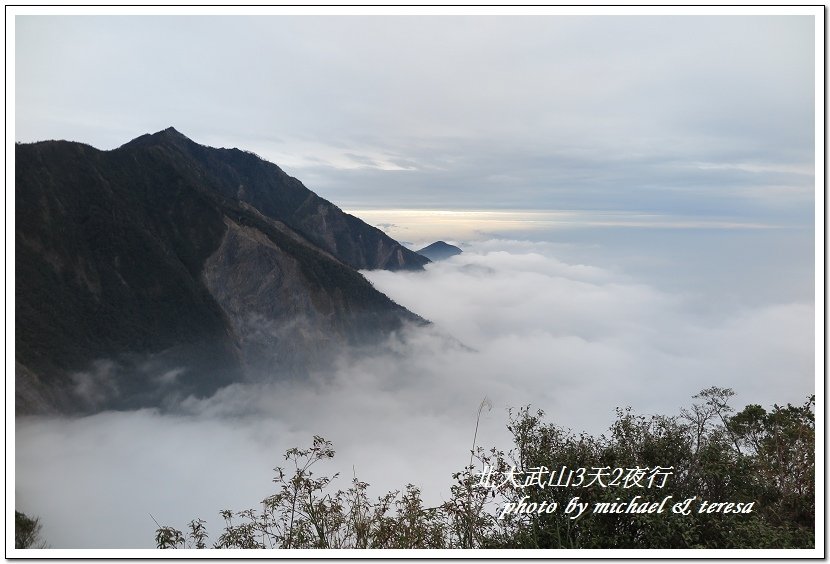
left=120, top=126, right=194, bottom=150
left=416, top=241, right=462, bottom=261
left=149, top=126, right=195, bottom=145
left=157, top=125, right=186, bottom=137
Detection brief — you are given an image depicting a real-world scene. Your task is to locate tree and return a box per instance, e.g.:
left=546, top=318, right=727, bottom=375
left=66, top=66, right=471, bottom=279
left=15, top=511, right=46, bottom=549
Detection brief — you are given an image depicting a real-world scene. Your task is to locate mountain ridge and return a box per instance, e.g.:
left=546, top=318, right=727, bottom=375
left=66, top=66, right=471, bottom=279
left=15, top=128, right=427, bottom=414
left=118, top=127, right=430, bottom=272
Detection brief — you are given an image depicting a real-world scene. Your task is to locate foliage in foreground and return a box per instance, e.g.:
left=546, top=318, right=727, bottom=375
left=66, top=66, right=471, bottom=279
left=155, top=388, right=814, bottom=549
left=15, top=511, right=47, bottom=549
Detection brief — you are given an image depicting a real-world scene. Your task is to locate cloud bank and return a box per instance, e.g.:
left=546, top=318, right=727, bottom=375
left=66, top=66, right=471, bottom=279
left=14, top=238, right=814, bottom=548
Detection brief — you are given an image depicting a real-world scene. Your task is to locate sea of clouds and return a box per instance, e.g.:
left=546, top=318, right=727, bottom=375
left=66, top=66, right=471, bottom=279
left=14, top=235, right=814, bottom=548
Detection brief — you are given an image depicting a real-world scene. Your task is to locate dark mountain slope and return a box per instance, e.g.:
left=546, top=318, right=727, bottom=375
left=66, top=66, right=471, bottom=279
left=15, top=130, right=425, bottom=414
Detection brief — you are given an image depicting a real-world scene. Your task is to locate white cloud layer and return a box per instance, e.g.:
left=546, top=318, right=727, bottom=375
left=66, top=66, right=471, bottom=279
left=14, top=238, right=814, bottom=549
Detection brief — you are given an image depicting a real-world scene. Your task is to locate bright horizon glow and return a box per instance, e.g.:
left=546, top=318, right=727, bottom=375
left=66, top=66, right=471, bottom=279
left=345, top=208, right=793, bottom=245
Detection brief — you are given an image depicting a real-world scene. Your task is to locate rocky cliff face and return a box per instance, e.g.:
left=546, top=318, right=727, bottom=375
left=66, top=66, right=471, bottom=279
left=15, top=128, right=426, bottom=413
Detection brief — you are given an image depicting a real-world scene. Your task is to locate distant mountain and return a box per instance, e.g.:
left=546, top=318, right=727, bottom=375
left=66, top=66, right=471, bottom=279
left=416, top=241, right=463, bottom=262
left=15, top=128, right=427, bottom=414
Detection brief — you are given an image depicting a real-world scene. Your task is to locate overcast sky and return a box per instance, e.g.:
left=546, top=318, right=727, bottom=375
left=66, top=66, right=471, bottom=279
left=14, top=13, right=816, bottom=220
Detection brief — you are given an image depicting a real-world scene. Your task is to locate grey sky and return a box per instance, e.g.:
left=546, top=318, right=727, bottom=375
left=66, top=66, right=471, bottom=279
left=14, top=14, right=816, bottom=220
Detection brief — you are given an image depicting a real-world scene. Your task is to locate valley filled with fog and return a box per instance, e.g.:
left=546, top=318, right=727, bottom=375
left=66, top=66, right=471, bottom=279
left=15, top=219, right=814, bottom=548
